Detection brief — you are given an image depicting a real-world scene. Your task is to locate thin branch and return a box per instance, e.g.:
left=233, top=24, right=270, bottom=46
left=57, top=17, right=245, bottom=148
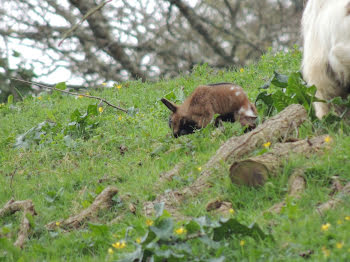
left=11, top=78, right=128, bottom=113
left=58, top=0, right=113, bottom=47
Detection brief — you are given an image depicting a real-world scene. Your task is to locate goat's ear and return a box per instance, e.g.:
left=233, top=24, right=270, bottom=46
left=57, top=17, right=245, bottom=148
left=161, top=98, right=178, bottom=113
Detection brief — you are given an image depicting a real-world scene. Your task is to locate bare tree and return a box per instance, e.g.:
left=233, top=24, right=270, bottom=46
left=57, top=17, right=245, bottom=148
left=0, top=0, right=303, bottom=99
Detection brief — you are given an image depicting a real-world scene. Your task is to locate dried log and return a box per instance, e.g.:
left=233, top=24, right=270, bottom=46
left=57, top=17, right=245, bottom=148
left=266, top=168, right=306, bottom=214
left=0, top=199, right=37, bottom=248
left=317, top=182, right=350, bottom=215
left=229, top=135, right=330, bottom=187
left=144, top=104, right=308, bottom=216
left=46, top=186, right=118, bottom=230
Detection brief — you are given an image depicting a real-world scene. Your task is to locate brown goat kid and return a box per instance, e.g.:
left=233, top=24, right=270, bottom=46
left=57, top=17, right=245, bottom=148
left=161, top=83, right=258, bottom=137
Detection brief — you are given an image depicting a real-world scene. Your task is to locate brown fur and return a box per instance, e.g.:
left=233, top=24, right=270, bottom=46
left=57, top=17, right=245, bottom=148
left=161, top=83, right=258, bottom=137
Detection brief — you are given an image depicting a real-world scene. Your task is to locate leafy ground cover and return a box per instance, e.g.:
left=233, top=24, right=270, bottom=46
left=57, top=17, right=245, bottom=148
left=1, top=48, right=350, bottom=261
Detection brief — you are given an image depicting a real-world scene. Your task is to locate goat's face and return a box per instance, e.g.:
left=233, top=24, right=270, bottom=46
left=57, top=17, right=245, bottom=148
left=161, top=98, right=198, bottom=137
left=235, top=102, right=258, bottom=130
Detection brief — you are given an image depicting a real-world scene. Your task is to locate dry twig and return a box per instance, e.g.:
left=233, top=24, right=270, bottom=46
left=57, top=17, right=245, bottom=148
left=11, top=78, right=128, bottom=113
left=46, top=186, right=118, bottom=230
left=0, top=199, right=37, bottom=248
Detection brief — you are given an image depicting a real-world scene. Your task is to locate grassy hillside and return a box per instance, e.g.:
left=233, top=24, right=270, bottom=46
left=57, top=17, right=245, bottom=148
left=1, top=48, right=350, bottom=261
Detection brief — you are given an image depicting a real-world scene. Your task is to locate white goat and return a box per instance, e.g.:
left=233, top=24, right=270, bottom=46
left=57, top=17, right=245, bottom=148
left=302, top=0, right=350, bottom=118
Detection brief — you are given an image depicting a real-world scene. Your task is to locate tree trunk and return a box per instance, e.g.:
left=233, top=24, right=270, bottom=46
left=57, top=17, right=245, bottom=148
left=229, top=135, right=330, bottom=187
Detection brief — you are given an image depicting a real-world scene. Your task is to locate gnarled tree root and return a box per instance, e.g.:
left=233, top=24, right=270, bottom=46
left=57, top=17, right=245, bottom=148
left=317, top=182, right=350, bottom=215
left=46, top=186, right=118, bottom=230
left=0, top=199, right=37, bottom=248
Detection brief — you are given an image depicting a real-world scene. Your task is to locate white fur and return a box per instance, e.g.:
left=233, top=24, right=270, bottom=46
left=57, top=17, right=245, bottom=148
left=302, top=0, right=350, bottom=118
left=244, top=108, right=256, bottom=117
left=235, top=91, right=241, bottom=96
left=238, top=106, right=256, bottom=117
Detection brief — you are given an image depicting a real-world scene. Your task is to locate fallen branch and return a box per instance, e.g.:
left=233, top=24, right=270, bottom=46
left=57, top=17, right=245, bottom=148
left=46, top=186, right=118, bottom=230
left=144, top=104, right=308, bottom=216
left=316, top=182, right=350, bottom=215
left=58, top=0, right=113, bottom=47
left=266, top=168, right=306, bottom=214
left=0, top=199, right=37, bottom=248
left=229, top=135, right=330, bottom=187
left=11, top=78, right=128, bottom=113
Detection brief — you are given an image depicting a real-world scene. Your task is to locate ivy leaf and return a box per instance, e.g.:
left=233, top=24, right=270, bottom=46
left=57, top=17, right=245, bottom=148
left=185, top=220, right=201, bottom=234
left=141, top=230, right=157, bottom=246
left=154, top=202, right=165, bottom=218
left=255, top=91, right=273, bottom=107
left=150, top=218, right=174, bottom=240
left=271, top=71, right=289, bottom=88
left=194, top=216, right=220, bottom=229
left=213, top=218, right=268, bottom=241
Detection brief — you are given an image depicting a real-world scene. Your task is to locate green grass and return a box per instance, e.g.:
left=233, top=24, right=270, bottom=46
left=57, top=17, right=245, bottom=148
left=1, top=47, right=350, bottom=261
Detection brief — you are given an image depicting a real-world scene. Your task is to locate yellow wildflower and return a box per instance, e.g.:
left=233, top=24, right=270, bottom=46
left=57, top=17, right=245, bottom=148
left=108, top=248, right=114, bottom=254
left=116, top=85, right=122, bottom=89
left=118, top=116, right=123, bottom=121
left=337, top=220, right=343, bottom=225
left=146, top=219, right=153, bottom=226
left=112, top=241, right=120, bottom=249
left=240, top=68, right=244, bottom=73
left=321, top=223, right=331, bottom=231
left=197, top=167, right=202, bottom=171
left=240, top=240, right=245, bottom=246
left=112, top=241, right=126, bottom=249
left=229, top=208, right=235, bottom=215
left=102, top=82, right=107, bottom=86
left=324, top=136, right=332, bottom=143
left=136, top=237, right=141, bottom=244
left=55, top=221, right=60, bottom=226
left=345, top=216, right=350, bottom=221
left=98, top=107, right=104, bottom=113
left=263, top=141, right=271, bottom=148
left=336, top=242, right=344, bottom=249
left=37, top=96, right=42, bottom=100
left=120, top=241, right=126, bottom=248
left=322, top=246, right=330, bottom=257
left=175, top=227, right=187, bottom=235
left=78, top=95, right=83, bottom=99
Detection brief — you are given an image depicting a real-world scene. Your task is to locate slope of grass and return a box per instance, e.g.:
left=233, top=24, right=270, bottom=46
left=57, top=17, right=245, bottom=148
left=1, top=48, right=350, bottom=261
